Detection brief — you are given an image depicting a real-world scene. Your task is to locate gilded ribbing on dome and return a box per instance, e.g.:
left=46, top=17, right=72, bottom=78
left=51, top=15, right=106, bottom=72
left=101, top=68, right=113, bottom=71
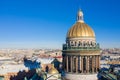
left=67, top=22, right=95, bottom=38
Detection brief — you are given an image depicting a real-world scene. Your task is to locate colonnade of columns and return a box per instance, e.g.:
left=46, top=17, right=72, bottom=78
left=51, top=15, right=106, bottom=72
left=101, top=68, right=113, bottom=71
left=63, top=55, right=100, bottom=73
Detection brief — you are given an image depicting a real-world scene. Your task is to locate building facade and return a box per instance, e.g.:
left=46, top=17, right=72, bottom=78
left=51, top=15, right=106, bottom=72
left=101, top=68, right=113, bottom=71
left=62, top=10, right=100, bottom=80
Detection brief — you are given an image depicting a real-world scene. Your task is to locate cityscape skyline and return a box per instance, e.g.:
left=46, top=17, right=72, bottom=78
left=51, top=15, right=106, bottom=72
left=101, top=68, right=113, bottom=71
left=0, top=0, right=120, bottom=49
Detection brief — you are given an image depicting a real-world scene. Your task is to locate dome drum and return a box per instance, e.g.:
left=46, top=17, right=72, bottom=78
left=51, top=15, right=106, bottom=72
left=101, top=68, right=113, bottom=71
left=62, top=43, right=100, bottom=53
left=66, top=38, right=96, bottom=48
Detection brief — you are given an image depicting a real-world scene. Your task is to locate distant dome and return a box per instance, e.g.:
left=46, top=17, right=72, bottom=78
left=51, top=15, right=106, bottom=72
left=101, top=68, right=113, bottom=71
left=48, top=64, right=59, bottom=74
left=67, top=22, right=95, bottom=38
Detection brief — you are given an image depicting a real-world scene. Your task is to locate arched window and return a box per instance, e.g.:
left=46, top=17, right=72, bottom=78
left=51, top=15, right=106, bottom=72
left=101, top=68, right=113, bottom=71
left=75, top=42, right=77, bottom=46
left=91, top=41, right=93, bottom=46
left=83, top=41, right=85, bottom=47
left=78, top=41, right=80, bottom=46
left=71, top=41, right=73, bottom=46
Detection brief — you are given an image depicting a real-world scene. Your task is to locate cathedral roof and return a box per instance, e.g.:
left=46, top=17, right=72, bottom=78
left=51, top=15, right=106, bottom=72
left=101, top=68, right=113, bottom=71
left=67, top=10, right=95, bottom=38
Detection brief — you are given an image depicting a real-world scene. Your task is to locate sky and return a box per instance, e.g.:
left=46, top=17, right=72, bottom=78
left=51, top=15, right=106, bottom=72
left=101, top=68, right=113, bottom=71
left=0, top=0, right=120, bottom=49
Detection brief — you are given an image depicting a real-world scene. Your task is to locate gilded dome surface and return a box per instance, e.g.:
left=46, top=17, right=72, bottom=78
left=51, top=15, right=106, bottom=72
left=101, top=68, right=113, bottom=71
left=48, top=68, right=59, bottom=74
left=48, top=64, right=59, bottom=74
left=67, top=9, right=95, bottom=38
left=67, top=22, right=95, bottom=38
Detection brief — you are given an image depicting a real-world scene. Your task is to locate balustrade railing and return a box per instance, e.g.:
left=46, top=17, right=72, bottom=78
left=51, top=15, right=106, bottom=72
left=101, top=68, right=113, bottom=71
left=62, top=44, right=100, bottom=51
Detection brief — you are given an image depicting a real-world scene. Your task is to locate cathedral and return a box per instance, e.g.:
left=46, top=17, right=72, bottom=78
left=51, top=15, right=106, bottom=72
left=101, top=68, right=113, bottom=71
left=62, top=10, right=101, bottom=80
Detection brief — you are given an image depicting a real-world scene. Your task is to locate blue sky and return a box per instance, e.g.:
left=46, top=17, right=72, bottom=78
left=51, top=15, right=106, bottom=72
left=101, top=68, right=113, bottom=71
left=0, top=0, right=120, bottom=49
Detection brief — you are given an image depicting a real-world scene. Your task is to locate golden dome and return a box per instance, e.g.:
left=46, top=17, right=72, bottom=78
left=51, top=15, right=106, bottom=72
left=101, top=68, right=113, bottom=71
left=67, top=22, right=95, bottom=38
left=67, top=10, right=95, bottom=38
left=48, top=64, right=59, bottom=74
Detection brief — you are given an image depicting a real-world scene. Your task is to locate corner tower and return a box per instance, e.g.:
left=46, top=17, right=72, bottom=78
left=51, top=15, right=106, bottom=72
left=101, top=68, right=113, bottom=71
left=62, top=10, right=100, bottom=80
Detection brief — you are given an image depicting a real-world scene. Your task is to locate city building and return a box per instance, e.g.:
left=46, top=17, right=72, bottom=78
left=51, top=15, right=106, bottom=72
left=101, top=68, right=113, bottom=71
left=62, top=10, right=101, bottom=80
left=0, top=57, right=28, bottom=80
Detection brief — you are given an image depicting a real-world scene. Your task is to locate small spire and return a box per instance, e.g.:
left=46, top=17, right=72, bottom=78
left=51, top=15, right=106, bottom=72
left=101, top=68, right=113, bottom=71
left=77, top=9, right=84, bottom=23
